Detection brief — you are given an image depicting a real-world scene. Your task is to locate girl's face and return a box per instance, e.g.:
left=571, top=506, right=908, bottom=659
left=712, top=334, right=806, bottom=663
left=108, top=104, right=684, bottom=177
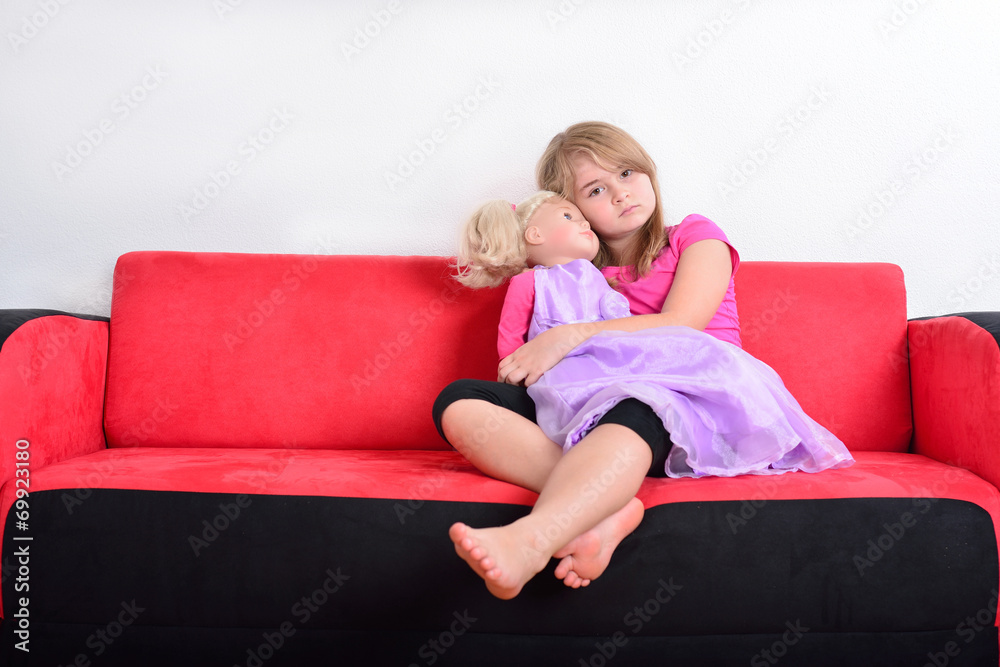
left=526, top=198, right=599, bottom=263
left=568, top=154, right=656, bottom=250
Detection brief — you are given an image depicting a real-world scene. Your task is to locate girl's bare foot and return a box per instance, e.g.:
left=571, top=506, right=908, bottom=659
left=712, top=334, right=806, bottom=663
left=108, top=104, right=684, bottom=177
left=552, top=497, right=644, bottom=588
left=449, top=522, right=549, bottom=600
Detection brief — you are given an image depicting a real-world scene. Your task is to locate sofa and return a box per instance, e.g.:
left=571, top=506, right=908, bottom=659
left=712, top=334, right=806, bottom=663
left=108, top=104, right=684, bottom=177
left=1, top=250, right=999, bottom=666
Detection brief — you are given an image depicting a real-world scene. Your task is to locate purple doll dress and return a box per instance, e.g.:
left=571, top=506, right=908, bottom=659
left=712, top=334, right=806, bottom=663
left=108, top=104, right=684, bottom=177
left=524, top=259, right=854, bottom=478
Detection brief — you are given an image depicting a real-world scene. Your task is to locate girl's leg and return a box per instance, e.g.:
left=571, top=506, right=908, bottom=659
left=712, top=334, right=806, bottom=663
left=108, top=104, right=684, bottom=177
left=450, top=422, right=653, bottom=599
left=438, top=402, right=561, bottom=491
left=552, top=399, right=672, bottom=587
left=433, top=379, right=562, bottom=492
left=436, top=383, right=664, bottom=592
left=552, top=497, right=645, bottom=588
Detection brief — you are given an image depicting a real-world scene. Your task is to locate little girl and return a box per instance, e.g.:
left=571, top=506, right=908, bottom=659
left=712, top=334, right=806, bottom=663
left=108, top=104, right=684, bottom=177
left=456, top=194, right=852, bottom=479
left=434, top=121, right=853, bottom=600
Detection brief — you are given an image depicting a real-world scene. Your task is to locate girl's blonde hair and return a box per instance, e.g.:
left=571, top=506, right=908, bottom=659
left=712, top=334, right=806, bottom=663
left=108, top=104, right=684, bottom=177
left=454, top=190, right=562, bottom=289
left=536, top=121, right=667, bottom=282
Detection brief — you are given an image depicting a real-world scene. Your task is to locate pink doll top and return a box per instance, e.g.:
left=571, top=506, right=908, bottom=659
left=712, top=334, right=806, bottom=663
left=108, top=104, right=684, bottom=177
left=497, top=214, right=742, bottom=360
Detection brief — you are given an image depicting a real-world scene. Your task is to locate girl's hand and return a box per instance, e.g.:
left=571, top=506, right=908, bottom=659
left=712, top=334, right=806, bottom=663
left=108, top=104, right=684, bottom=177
left=498, top=323, right=588, bottom=387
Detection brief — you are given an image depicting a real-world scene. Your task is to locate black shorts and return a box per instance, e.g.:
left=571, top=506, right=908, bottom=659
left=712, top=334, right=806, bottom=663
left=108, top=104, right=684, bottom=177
left=431, top=378, right=672, bottom=478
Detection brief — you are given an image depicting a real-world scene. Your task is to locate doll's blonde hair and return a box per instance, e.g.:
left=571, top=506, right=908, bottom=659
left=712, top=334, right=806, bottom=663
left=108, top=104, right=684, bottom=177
left=454, top=190, right=562, bottom=289
left=536, top=121, right=667, bottom=283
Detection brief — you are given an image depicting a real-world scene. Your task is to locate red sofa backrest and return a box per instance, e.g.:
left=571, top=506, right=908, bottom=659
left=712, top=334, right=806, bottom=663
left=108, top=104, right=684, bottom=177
left=104, top=252, right=911, bottom=453
left=736, top=262, right=911, bottom=453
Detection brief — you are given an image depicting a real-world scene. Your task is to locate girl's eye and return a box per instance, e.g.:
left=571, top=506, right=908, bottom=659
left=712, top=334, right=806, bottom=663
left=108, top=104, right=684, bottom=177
left=588, top=186, right=604, bottom=197
left=621, top=169, right=633, bottom=179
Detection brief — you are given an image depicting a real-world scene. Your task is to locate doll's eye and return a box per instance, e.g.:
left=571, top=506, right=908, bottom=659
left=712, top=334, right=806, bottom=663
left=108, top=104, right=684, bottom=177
left=564, top=212, right=572, bottom=220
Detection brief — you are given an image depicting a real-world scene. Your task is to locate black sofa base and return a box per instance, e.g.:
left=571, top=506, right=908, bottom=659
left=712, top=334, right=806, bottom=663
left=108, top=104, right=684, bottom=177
left=2, top=488, right=997, bottom=665
left=1, top=623, right=996, bottom=666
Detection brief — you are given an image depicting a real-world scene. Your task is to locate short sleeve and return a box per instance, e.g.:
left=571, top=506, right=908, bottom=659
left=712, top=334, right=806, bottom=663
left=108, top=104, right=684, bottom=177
left=670, top=214, right=740, bottom=276
left=599, top=289, right=632, bottom=321
left=497, top=271, right=535, bottom=360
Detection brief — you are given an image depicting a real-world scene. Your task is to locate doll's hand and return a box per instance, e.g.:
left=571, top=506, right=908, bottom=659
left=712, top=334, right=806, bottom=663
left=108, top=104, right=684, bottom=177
left=498, top=323, right=586, bottom=387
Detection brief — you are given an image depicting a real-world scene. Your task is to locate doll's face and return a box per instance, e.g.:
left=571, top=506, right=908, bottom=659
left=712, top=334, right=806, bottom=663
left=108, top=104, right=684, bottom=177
left=525, top=199, right=599, bottom=264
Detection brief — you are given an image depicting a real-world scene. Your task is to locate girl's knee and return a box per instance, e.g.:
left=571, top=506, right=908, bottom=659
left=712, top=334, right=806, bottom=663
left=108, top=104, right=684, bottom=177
left=432, top=380, right=481, bottom=432
left=434, top=378, right=480, bottom=407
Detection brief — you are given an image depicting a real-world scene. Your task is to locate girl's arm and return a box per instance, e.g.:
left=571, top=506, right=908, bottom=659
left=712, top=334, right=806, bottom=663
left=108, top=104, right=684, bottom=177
left=496, top=270, right=535, bottom=364
left=498, top=239, right=733, bottom=387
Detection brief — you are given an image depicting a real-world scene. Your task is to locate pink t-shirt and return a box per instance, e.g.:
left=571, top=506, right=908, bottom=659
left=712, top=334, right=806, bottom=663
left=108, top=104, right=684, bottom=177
left=497, top=214, right=742, bottom=360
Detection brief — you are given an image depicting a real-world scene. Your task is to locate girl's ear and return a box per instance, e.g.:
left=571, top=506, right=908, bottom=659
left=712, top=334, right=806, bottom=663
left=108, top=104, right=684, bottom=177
left=524, top=225, right=544, bottom=246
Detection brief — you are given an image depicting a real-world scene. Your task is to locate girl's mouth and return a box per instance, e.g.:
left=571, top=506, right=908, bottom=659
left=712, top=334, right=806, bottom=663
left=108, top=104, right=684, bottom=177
left=620, top=205, right=638, bottom=217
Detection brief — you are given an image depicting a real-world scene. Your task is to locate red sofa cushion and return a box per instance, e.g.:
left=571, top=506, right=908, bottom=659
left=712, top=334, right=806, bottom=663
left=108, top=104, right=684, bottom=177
left=4, top=448, right=989, bottom=512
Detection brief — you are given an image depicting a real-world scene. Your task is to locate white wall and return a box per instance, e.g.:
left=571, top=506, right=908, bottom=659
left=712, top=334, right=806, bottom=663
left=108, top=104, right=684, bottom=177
left=1, top=0, right=997, bottom=319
